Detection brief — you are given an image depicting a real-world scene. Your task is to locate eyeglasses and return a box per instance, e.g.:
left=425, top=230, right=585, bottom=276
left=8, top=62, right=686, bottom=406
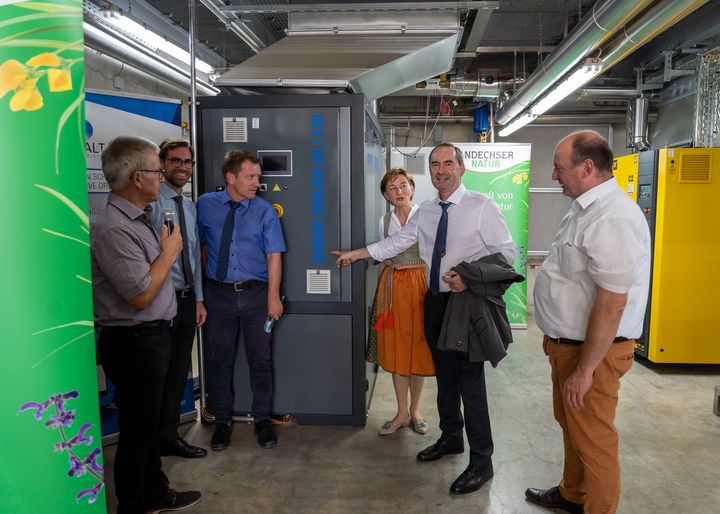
left=386, top=182, right=411, bottom=194
left=136, top=169, right=165, bottom=178
left=165, top=157, right=195, bottom=167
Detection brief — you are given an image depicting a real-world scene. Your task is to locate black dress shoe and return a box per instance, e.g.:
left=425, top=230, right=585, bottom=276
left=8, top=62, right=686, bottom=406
left=147, top=488, right=202, bottom=513
left=450, top=463, right=493, bottom=494
left=161, top=438, right=208, bottom=459
left=211, top=423, right=232, bottom=451
left=416, top=438, right=464, bottom=462
left=254, top=419, right=277, bottom=449
left=525, top=486, right=584, bottom=514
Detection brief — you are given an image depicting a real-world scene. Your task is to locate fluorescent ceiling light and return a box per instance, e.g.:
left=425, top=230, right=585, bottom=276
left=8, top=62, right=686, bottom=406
left=106, top=15, right=215, bottom=74
left=530, top=58, right=603, bottom=116
left=498, top=113, right=536, bottom=137
left=84, top=21, right=220, bottom=96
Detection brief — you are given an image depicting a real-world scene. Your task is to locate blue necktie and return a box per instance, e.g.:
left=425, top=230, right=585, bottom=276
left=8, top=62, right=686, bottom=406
left=429, top=202, right=450, bottom=295
left=173, top=195, right=194, bottom=287
left=216, top=201, right=241, bottom=282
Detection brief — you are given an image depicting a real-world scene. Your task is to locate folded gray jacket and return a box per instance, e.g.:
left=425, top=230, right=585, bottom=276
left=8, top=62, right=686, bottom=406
left=437, top=253, right=525, bottom=367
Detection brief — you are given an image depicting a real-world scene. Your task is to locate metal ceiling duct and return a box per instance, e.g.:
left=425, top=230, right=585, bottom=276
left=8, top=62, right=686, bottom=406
left=496, top=0, right=653, bottom=125
left=633, top=96, right=651, bottom=150
left=580, top=88, right=640, bottom=97
left=215, top=9, right=467, bottom=100
left=84, top=20, right=219, bottom=96
left=597, top=0, right=710, bottom=74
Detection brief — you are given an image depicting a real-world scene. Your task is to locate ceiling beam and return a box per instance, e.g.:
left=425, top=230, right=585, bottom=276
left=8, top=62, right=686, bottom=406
left=219, top=2, right=499, bottom=14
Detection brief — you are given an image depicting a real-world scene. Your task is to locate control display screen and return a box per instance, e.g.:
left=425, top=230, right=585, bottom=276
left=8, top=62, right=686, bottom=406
left=258, top=150, right=292, bottom=177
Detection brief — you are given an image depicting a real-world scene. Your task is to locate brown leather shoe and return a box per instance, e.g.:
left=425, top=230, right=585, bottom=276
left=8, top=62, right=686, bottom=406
left=525, top=486, right=584, bottom=513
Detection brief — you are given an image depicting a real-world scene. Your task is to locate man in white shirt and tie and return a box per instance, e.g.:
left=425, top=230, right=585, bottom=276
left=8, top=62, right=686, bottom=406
left=333, top=143, right=515, bottom=495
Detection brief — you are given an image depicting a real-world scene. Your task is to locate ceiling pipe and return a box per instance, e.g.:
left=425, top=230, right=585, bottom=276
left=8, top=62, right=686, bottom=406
left=379, top=112, right=657, bottom=124
left=380, top=115, right=473, bottom=123
left=579, top=87, right=640, bottom=97
left=197, top=0, right=266, bottom=53
left=633, top=96, right=651, bottom=150
left=597, top=0, right=710, bottom=75
left=219, top=2, right=499, bottom=14
left=91, top=0, right=225, bottom=69
left=84, top=20, right=220, bottom=96
left=496, top=0, right=653, bottom=125
left=392, top=78, right=503, bottom=98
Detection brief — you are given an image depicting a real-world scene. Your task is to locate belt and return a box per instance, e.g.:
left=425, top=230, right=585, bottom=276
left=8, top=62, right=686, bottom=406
left=548, top=336, right=630, bottom=346
left=135, top=319, right=174, bottom=328
left=207, top=278, right=266, bottom=292
left=175, top=287, right=194, bottom=299
left=100, top=319, right=173, bottom=330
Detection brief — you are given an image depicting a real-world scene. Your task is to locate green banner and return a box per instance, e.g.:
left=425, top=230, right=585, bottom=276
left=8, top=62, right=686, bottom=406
left=456, top=143, right=530, bottom=327
left=0, top=0, right=105, bottom=512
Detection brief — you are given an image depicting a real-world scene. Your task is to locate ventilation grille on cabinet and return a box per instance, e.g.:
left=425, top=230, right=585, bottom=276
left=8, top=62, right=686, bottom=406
left=223, top=117, right=248, bottom=143
left=306, top=269, right=331, bottom=294
left=679, top=154, right=711, bottom=183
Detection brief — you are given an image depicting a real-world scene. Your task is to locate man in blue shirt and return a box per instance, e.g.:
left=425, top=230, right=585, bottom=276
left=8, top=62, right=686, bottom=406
left=149, top=138, right=208, bottom=459
left=197, top=150, right=286, bottom=450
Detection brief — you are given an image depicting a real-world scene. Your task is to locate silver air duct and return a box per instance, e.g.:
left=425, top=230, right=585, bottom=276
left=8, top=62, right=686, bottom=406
left=598, top=0, right=709, bottom=75
left=496, top=0, right=652, bottom=125
left=633, top=96, right=651, bottom=150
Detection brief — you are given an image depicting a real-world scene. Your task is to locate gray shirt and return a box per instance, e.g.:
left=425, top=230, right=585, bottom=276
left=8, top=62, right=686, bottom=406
left=91, top=193, right=176, bottom=326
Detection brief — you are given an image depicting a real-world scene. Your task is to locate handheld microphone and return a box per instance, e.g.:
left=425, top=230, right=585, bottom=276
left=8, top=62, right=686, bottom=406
left=162, top=208, right=175, bottom=233
left=263, top=296, right=285, bottom=333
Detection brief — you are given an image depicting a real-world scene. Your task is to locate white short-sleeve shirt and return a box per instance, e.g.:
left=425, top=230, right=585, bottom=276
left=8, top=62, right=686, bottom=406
left=534, top=177, right=651, bottom=340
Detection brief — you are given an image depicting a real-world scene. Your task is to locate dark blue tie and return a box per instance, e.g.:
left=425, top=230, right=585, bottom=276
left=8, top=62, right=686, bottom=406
left=216, top=201, right=241, bottom=282
left=173, top=195, right=194, bottom=287
left=429, top=202, right=450, bottom=295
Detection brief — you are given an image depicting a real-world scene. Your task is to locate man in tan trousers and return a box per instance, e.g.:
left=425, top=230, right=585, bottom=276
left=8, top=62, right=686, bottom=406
left=528, top=131, right=651, bottom=514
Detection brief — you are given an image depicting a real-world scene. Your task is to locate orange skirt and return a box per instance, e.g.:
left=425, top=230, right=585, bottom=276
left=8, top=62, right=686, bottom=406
left=367, top=265, right=434, bottom=376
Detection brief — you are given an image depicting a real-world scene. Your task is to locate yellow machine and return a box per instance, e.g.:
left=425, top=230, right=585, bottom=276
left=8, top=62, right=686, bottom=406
left=613, top=153, right=639, bottom=201
left=635, top=147, right=720, bottom=363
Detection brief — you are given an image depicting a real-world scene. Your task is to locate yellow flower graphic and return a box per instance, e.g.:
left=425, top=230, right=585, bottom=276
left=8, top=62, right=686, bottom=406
left=0, top=60, right=28, bottom=98
left=10, top=80, right=43, bottom=112
left=1, top=53, right=79, bottom=112
left=27, top=52, right=62, bottom=67
left=512, top=171, right=529, bottom=184
left=47, top=68, right=72, bottom=92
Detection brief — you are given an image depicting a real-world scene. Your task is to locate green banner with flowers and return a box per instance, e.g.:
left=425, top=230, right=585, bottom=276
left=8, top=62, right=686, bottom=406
left=0, top=0, right=106, bottom=512
left=456, top=143, right=530, bottom=327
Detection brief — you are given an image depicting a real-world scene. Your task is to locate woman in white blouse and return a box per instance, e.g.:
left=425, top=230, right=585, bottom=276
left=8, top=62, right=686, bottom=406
left=368, top=168, right=435, bottom=436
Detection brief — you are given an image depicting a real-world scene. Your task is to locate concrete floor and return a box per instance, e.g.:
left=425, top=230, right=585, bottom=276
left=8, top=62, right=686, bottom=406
left=103, top=315, right=720, bottom=513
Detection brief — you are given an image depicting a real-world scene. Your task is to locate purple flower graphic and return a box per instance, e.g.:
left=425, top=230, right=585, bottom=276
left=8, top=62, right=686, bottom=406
left=84, top=447, right=104, bottom=474
left=54, top=423, right=93, bottom=452
left=19, top=391, right=104, bottom=504
left=46, top=407, right=76, bottom=428
left=19, top=399, right=52, bottom=420
left=68, top=455, right=85, bottom=477
left=76, top=482, right=103, bottom=504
